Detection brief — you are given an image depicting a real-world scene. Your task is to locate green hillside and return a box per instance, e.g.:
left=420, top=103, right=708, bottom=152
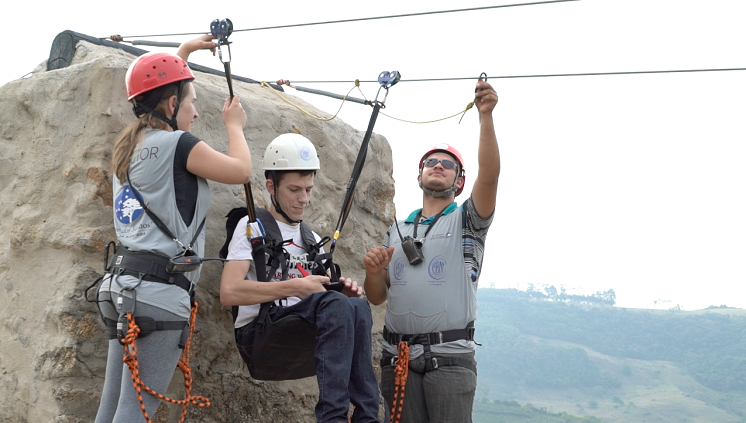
left=473, top=399, right=601, bottom=423
left=474, top=288, right=746, bottom=423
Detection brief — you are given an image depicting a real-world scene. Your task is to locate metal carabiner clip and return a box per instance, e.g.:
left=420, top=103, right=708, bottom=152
left=475, top=72, right=488, bottom=94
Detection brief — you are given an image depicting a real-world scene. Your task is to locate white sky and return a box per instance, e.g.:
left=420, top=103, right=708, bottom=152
left=1, top=0, right=744, bottom=311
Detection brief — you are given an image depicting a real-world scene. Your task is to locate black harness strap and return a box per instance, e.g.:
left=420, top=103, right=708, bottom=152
left=126, top=169, right=206, bottom=254
left=380, top=352, right=477, bottom=375
left=221, top=206, right=329, bottom=323
left=382, top=322, right=475, bottom=346
left=382, top=322, right=477, bottom=373
left=103, top=317, right=187, bottom=339
left=108, top=246, right=192, bottom=293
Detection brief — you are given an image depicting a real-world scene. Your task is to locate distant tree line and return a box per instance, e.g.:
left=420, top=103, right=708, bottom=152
left=475, top=289, right=746, bottom=393
left=521, top=284, right=616, bottom=307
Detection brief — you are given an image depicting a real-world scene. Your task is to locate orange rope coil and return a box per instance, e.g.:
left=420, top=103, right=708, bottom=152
left=120, top=302, right=210, bottom=423
left=390, top=341, right=410, bottom=423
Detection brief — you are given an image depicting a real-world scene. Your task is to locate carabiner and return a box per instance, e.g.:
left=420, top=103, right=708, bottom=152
left=475, top=72, right=488, bottom=94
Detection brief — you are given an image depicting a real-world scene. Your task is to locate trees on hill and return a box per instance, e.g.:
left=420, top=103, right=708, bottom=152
left=475, top=289, right=746, bottom=393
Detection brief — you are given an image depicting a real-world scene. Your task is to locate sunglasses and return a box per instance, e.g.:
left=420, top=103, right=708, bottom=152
left=422, top=158, right=458, bottom=170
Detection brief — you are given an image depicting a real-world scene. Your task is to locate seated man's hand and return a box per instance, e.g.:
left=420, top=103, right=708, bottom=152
left=296, top=275, right=329, bottom=298
left=338, top=277, right=363, bottom=298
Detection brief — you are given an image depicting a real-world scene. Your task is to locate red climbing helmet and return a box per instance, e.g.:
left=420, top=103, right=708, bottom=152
left=125, top=52, right=195, bottom=100
left=418, top=143, right=466, bottom=196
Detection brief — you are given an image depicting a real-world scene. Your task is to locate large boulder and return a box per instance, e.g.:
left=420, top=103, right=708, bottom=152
left=0, top=39, right=394, bottom=422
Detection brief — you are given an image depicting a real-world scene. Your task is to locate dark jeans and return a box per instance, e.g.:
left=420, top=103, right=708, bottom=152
left=380, top=351, right=477, bottom=423
left=236, top=291, right=380, bottom=423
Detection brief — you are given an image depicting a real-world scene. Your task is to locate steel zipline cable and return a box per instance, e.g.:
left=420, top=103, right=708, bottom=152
left=285, top=67, right=746, bottom=84
left=110, top=0, right=580, bottom=39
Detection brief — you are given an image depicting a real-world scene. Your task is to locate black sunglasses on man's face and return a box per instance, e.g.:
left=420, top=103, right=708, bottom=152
left=422, top=158, right=458, bottom=170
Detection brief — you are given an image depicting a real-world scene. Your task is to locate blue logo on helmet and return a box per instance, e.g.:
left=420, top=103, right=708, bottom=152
left=428, top=256, right=447, bottom=280
left=115, top=185, right=144, bottom=224
left=300, top=147, right=311, bottom=161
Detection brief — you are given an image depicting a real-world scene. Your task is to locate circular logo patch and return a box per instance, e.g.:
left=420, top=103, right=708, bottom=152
left=428, top=255, right=447, bottom=280
left=300, top=147, right=312, bottom=161
left=394, top=258, right=407, bottom=281
left=115, top=185, right=144, bottom=224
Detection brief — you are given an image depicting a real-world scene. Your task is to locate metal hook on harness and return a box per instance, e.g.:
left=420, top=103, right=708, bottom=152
left=210, top=18, right=235, bottom=97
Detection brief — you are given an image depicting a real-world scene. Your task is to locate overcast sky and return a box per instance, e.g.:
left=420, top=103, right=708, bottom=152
left=1, top=0, right=744, bottom=311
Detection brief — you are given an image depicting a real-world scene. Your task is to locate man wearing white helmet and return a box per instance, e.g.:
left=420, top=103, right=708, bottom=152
left=220, top=133, right=381, bottom=423
left=363, top=80, right=499, bottom=423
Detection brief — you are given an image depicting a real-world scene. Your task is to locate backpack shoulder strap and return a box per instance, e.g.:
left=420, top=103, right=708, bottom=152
left=253, top=208, right=290, bottom=282
left=219, top=207, right=249, bottom=260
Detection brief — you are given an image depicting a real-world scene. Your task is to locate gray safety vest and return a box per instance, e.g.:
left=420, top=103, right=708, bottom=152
left=106, top=129, right=211, bottom=317
left=385, top=204, right=477, bottom=338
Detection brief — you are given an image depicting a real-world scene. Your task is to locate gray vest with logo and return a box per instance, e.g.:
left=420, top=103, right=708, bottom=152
left=105, top=129, right=211, bottom=318
left=385, top=204, right=477, bottom=355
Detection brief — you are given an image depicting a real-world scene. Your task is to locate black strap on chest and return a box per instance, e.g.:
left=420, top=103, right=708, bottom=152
left=126, top=169, right=206, bottom=254
left=412, top=210, right=446, bottom=240
left=220, top=206, right=335, bottom=323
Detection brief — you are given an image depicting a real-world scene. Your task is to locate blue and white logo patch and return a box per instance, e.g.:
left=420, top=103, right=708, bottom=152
left=300, top=147, right=312, bottom=161
left=428, top=255, right=447, bottom=280
left=115, top=185, right=143, bottom=224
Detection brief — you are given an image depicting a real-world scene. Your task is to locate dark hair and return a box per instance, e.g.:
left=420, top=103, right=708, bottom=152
left=112, top=82, right=191, bottom=182
left=264, top=169, right=317, bottom=184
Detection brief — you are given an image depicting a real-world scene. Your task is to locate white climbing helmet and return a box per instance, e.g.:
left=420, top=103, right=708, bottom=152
left=262, top=133, right=321, bottom=171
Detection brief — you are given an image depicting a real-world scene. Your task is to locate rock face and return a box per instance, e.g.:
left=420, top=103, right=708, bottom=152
left=0, top=41, right=394, bottom=422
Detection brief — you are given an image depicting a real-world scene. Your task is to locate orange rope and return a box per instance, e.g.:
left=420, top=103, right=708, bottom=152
left=120, top=302, right=210, bottom=423
left=390, top=341, right=410, bottom=423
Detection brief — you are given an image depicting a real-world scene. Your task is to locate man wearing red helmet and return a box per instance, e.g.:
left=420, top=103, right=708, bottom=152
left=364, top=80, right=499, bottom=423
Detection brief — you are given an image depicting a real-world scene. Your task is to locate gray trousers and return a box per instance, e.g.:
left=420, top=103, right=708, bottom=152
left=95, top=293, right=186, bottom=423
left=380, top=351, right=477, bottom=423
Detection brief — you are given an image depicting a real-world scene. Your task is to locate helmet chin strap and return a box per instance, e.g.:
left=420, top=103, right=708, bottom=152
left=419, top=181, right=458, bottom=198
left=270, top=175, right=302, bottom=224
left=419, top=169, right=459, bottom=198
left=131, top=81, right=184, bottom=131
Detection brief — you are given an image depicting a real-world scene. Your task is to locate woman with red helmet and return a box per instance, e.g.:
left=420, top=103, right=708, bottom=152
left=94, top=35, right=252, bottom=422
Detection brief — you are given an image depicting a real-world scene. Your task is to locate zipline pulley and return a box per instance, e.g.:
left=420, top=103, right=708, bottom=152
left=210, top=18, right=234, bottom=97
left=329, top=70, right=400, bottom=256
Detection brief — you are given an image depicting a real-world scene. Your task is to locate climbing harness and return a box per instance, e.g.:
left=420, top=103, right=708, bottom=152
left=329, top=71, right=400, bottom=257
left=210, top=18, right=234, bottom=97
left=84, top=165, right=226, bottom=420
left=383, top=322, right=477, bottom=423
left=219, top=204, right=336, bottom=380
left=84, top=241, right=211, bottom=422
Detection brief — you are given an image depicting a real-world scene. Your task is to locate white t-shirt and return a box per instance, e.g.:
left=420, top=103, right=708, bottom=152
left=226, top=215, right=322, bottom=328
